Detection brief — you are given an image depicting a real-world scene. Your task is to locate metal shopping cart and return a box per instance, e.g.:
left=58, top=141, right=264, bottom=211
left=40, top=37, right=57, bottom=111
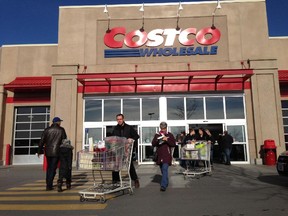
left=180, top=140, right=212, bottom=179
left=78, top=136, right=134, bottom=203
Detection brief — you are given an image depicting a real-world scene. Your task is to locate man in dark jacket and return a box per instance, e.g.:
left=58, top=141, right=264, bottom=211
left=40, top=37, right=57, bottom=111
left=38, top=117, right=67, bottom=191
left=112, top=114, right=140, bottom=188
left=222, top=130, right=234, bottom=165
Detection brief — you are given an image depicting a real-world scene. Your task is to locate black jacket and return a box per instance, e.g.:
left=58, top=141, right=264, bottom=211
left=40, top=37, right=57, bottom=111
left=38, top=123, right=67, bottom=157
left=222, top=134, right=234, bottom=149
left=112, top=122, right=139, bottom=143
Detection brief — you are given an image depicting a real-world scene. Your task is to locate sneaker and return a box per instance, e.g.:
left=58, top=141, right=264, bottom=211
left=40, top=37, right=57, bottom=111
left=134, top=179, right=140, bottom=188
left=160, top=186, right=166, bottom=192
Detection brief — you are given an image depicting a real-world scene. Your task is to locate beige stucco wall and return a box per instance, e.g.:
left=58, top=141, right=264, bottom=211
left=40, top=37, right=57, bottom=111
left=268, top=38, right=288, bottom=70
left=57, top=1, right=273, bottom=71
left=0, top=45, right=58, bottom=164
left=0, top=45, right=58, bottom=83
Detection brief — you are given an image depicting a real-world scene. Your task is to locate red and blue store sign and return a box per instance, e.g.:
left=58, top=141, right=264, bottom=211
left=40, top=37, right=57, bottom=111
left=104, top=26, right=221, bottom=58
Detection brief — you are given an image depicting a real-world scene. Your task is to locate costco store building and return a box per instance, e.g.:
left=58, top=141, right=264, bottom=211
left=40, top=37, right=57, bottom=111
left=1, top=0, right=288, bottom=166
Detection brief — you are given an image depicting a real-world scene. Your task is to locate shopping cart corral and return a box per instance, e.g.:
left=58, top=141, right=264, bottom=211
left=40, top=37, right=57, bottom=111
left=180, top=141, right=212, bottom=179
left=78, top=136, right=134, bottom=203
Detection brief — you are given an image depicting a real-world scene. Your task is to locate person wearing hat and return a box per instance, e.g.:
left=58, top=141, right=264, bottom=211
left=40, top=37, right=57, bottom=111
left=152, top=122, right=176, bottom=192
left=38, top=117, right=67, bottom=191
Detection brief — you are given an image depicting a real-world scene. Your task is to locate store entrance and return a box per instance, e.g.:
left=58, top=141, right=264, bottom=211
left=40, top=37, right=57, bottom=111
left=188, top=123, right=223, bottom=162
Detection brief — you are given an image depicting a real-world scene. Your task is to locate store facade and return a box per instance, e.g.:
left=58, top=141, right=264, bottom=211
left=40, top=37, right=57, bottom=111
left=0, top=0, right=288, bottom=165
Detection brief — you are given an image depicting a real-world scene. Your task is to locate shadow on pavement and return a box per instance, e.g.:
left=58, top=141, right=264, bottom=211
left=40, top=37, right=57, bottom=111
left=258, top=175, right=288, bottom=188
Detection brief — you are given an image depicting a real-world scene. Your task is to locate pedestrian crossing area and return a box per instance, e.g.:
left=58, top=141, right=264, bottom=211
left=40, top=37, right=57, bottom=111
left=0, top=170, right=123, bottom=211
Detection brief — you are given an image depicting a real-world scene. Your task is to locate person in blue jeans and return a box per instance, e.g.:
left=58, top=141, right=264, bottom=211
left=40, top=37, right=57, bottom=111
left=222, top=130, right=234, bottom=165
left=152, top=122, right=176, bottom=192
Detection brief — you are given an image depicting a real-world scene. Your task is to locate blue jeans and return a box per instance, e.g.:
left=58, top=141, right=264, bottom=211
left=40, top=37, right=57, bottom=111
left=224, top=148, right=232, bottom=164
left=160, top=163, right=169, bottom=188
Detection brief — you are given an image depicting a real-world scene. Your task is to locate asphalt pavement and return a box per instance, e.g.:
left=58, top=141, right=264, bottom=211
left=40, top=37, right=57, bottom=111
left=0, top=163, right=287, bottom=216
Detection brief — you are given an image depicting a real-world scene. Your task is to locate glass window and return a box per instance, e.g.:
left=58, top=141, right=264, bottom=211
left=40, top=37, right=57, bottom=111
left=85, top=100, right=102, bottom=122
left=283, top=118, right=288, bottom=126
left=30, top=147, right=38, bottom=154
left=31, top=123, right=46, bottom=130
left=231, top=144, right=246, bottom=161
left=225, top=97, right=245, bottom=119
left=142, top=127, right=157, bottom=144
left=15, top=131, right=30, bottom=138
left=282, top=110, right=288, bottom=117
left=16, top=115, right=31, bottom=122
left=31, top=139, right=40, bottom=147
left=285, top=135, right=288, bottom=142
left=85, top=128, right=102, bottom=144
left=281, top=100, right=288, bottom=108
left=104, top=100, right=121, bottom=121
left=14, top=148, right=29, bottom=155
left=142, top=98, right=159, bottom=120
left=32, top=107, right=47, bottom=113
left=167, top=98, right=185, bottom=120
left=17, top=107, right=31, bottom=114
left=15, top=140, right=29, bottom=147
left=227, top=125, right=245, bottom=142
left=123, top=99, right=140, bottom=121
left=169, top=126, right=186, bottom=158
left=206, top=97, right=224, bottom=119
left=16, top=123, right=30, bottom=130
left=14, top=106, right=50, bottom=155
left=31, top=131, right=43, bottom=138
left=186, top=98, right=204, bottom=119
left=31, top=115, right=47, bottom=122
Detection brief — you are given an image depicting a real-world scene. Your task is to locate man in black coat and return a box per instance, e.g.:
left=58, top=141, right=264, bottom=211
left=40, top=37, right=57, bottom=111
left=222, top=130, right=234, bottom=165
left=38, top=117, right=67, bottom=191
left=112, top=114, right=140, bottom=188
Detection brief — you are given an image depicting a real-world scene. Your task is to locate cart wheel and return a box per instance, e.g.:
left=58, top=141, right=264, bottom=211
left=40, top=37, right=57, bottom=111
left=128, top=188, right=133, bottom=195
left=100, top=196, right=106, bottom=204
left=80, top=195, right=85, bottom=202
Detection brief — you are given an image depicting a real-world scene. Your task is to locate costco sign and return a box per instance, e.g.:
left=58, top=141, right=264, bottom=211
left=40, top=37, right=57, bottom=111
left=104, top=27, right=221, bottom=58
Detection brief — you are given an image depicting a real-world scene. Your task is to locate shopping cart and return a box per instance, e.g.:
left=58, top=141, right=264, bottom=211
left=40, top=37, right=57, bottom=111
left=180, top=140, right=212, bottom=179
left=79, top=136, right=134, bottom=203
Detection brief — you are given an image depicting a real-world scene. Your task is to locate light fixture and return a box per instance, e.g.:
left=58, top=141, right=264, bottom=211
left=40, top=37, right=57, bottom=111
left=139, top=3, right=145, bottom=32
left=216, top=0, right=222, bottom=9
left=103, top=5, right=111, bottom=33
left=176, top=2, right=183, bottom=31
left=211, top=0, right=222, bottom=29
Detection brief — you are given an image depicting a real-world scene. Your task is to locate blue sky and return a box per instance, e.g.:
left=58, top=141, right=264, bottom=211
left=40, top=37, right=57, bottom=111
left=0, top=0, right=287, bottom=46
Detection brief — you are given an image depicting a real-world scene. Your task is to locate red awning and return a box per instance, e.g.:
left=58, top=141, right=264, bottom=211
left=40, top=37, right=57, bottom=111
left=278, top=70, right=288, bottom=82
left=4, top=77, right=52, bottom=92
left=77, top=69, right=253, bottom=94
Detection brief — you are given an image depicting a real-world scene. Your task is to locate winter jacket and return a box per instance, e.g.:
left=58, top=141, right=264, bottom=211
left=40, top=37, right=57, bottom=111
left=38, top=123, right=67, bottom=157
left=112, top=122, right=139, bottom=145
left=222, top=134, right=234, bottom=149
left=152, top=132, right=176, bottom=165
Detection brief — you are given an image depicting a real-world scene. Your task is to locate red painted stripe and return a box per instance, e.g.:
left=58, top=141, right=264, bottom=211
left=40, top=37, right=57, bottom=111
left=6, top=97, right=50, bottom=104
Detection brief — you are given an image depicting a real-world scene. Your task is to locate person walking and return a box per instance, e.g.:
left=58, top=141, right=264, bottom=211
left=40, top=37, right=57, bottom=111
left=222, top=130, right=234, bottom=165
left=38, top=117, right=67, bottom=191
left=152, top=122, right=176, bottom=192
left=112, top=114, right=140, bottom=188
left=57, top=139, right=73, bottom=192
